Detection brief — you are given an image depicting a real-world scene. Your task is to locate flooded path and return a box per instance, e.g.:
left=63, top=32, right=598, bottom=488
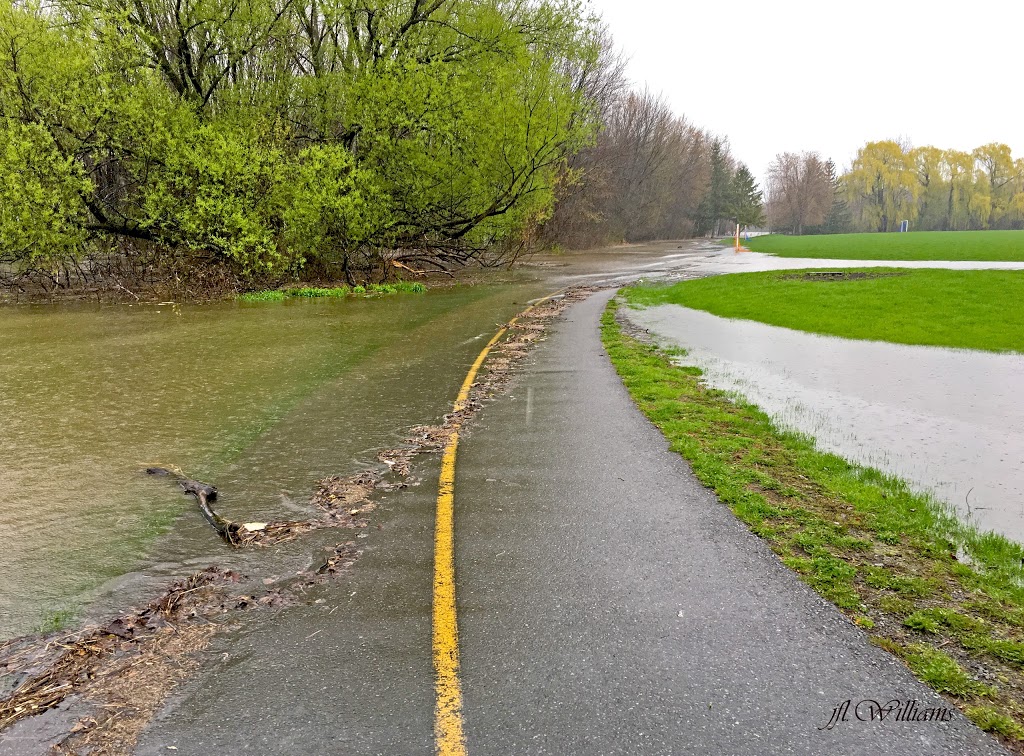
left=626, top=304, right=1024, bottom=542
left=0, top=284, right=549, bottom=640
left=9, top=236, right=1013, bottom=639
left=0, top=240, right=707, bottom=643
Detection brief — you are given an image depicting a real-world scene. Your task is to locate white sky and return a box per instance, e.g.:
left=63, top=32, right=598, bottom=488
left=584, top=0, right=1024, bottom=183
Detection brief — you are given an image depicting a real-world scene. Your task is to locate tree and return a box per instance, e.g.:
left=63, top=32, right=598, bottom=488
left=844, top=140, right=918, bottom=232
left=942, top=150, right=985, bottom=231
left=973, top=143, right=1020, bottom=229
left=821, top=160, right=851, bottom=234
left=910, top=146, right=946, bottom=231
left=802, top=159, right=849, bottom=235
left=0, top=0, right=603, bottom=282
left=695, top=138, right=735, bottom=236
left=542, top=84, right=717, bottom=247
left=775, top=139, right=1024, bottom=233
left=765, top=151, right=831, bottom=235
left=729, top=164, right=763, bottom=228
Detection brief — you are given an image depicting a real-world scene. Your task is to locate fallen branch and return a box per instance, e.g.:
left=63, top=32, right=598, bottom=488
left=145, top=468, right=315, bottom=546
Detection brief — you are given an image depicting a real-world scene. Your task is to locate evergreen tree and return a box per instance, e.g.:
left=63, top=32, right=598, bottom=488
left=822, top=160, right=852, bottom=234
left=729, top=164, right=764, bottom=228
left=802, top=159, right=850, bottom=235
left=696, top=139, right=734, bottom=236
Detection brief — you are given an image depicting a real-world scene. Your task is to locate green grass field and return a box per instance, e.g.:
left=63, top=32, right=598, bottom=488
left=626, top=269, right=1024, bottom=353
left=747, top=230, right=1024, bottom=261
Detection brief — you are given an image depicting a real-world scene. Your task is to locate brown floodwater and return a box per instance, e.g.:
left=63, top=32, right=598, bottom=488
left=627, top=304, right=1024, bottom=542
left=0, top=284, right=549, bottom=640
left=0, top=241, right=727, bottom=642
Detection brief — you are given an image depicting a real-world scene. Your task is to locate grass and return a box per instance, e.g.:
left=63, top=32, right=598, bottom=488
left=237, top=290, right=286, bottom=302
left=625, top=269, right=1024, bottom=353
left=238, top=281, right=426, bottom=302
left=35, top=609, right=74, bottom=634
left=602, top=298, right=1024, bottom=750
left=746, top=230, right=1024, bottom=262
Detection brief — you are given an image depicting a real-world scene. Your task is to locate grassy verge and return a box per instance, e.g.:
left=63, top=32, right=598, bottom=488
left=747, top=230, right=1024, bottom=262
left=625, top=269, right=1024, bottom=353
left=602, top=298, right=1024, bottom=750
left=238, top=282, right=426, bottom=302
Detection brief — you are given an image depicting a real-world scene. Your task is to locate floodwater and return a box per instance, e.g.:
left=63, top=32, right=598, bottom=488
left=627, top=304, right=1024, bottom=542
left=0, top=284, right=547, bottom=640
left=684, top=243, right=1024, bottom=274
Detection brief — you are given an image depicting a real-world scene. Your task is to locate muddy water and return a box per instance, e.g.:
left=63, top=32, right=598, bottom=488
left=0, top=285, right=547, bottom=639
left=627, top=305, right=1024, bottom=542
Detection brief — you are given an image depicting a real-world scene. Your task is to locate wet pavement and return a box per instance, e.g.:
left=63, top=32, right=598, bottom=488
left=452, top=290, right=1005, bottom=755
left=132, top=286, right=1005, bottom=755
left=684, top=244, right=1024, bottom=274
left=3, top=240, right=1016, bottom=754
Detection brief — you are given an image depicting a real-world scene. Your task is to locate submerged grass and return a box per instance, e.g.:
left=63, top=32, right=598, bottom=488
left=747, top=230, right=1024, bottom=261
left=602, top=297, right=1024, bottom=750
left=239, top=281, right=426, bottom=302
left=625, top=269, right=1024, bottom=353
left=237, top=290, right=286, bottom=302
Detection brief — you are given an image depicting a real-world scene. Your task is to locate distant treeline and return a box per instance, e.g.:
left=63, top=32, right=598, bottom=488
left=766, top=141, right=1024, bottom=235
left=541, top=34, right=761, bottom=249
left=0, top=1, right=761, bottom=293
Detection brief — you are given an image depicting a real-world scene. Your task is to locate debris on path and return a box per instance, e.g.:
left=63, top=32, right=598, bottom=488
left=0, top=286, right=596, bottom=755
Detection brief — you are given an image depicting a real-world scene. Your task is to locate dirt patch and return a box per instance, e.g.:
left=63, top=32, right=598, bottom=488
left=779, top=270, right=908, bottom=282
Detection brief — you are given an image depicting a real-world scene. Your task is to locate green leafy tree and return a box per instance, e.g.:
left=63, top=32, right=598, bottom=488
left=0, top=0, right=602, bottom=280
left=845, top=141, right=919, bottom=232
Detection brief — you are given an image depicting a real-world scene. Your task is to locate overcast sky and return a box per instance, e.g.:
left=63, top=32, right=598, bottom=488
left=584, top=0, right=1024, bottom=183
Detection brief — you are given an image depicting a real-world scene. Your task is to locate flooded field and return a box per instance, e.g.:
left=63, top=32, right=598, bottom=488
left=0, top=285, right=548, bottom=639
left=686, top=245, right=1024, bottom=274
left=627, top=304, right=1024, bottom=542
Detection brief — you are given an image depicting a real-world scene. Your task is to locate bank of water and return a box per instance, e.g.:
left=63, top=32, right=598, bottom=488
left=626, top=304, right=1024, bottom=542
left=0, top=284, right=546, bottom=640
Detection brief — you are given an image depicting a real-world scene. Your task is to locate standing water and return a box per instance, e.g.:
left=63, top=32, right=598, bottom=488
left=0, top=285, right=546, bottom=640
left=627, top=304, right=1024, bottom=542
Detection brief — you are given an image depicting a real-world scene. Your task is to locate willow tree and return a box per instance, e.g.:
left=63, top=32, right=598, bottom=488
left=0, top=0, right=601, bottom=283
left=844, top=141, right=919, bottom=233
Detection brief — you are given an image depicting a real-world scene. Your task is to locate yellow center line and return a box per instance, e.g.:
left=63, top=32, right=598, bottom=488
left=433, top=290, right=565, bottom=756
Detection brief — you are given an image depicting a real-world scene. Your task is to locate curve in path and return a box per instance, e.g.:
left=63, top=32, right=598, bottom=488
left=451, top=290, right=1006, bottom=755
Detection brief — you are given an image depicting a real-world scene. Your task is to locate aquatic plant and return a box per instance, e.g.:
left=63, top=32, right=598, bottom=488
left=285, top=286, right=350, bottom=298
left=238, top=290, right=286, bottom=302
left=238, top=281, right=426, bottom=302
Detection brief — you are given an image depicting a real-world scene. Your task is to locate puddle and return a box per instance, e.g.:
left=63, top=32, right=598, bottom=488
left=627, top=305, right=1024, bottom=542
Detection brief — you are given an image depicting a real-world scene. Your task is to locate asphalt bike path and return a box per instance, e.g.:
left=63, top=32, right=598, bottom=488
left=452, top=290, right=1004, bottom=755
